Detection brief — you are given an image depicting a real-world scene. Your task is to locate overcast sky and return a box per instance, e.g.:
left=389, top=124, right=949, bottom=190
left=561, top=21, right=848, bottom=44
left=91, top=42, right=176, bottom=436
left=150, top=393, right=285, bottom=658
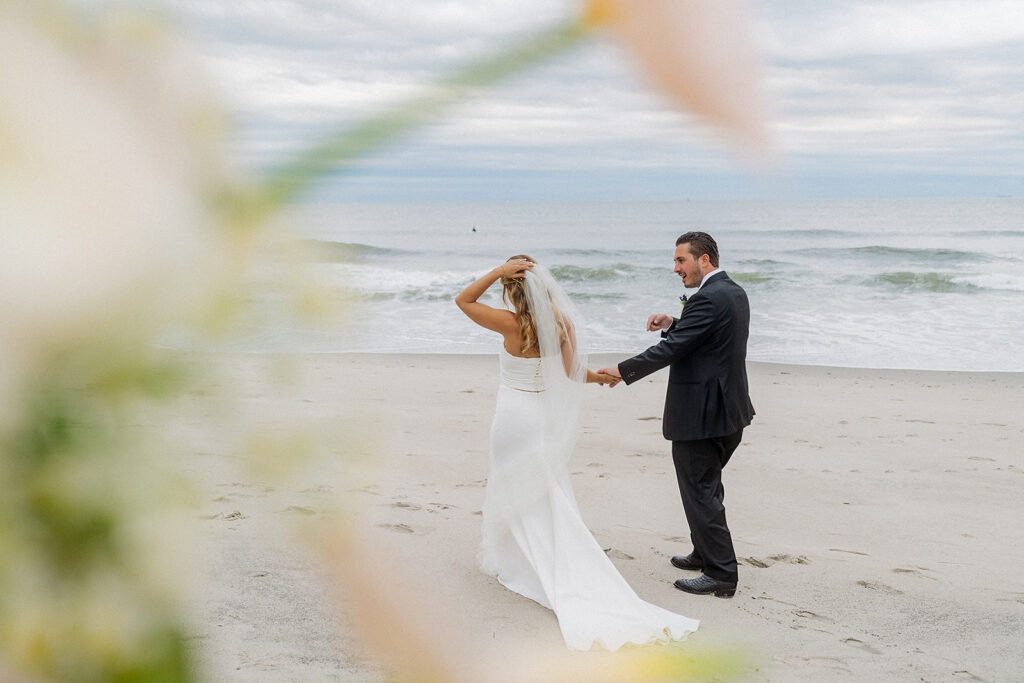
left=167, top=0, right=1024, bottom=201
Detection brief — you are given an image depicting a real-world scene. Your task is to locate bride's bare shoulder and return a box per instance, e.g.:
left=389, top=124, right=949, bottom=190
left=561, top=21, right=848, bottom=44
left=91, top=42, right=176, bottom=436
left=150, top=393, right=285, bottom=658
left=461, top=303, right=519, bottom=336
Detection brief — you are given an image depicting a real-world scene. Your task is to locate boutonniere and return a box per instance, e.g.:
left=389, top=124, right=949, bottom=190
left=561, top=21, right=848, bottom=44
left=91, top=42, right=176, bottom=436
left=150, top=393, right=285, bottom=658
left=679, top=294, right=687, bottom=314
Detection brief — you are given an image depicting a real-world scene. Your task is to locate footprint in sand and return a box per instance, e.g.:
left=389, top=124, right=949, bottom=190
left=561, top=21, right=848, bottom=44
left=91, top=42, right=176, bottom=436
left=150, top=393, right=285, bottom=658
left=603, top=548, right=635, bottom=560
left=742, top=554, right=811, bottom=568
left=842, top=637, right=883, bottom=655
left=377, top=523, right=416, bottom=534
left=793, top=609, right=829, bottom=621
left=388, top=501, right=423, bottom=511
left=201, top=510, right=247, bottom=521
left=279, top=505, right=317, bottom=516
left=856, top=580, right=903, bottom=594
left=893, top=567, right=937, bottom=580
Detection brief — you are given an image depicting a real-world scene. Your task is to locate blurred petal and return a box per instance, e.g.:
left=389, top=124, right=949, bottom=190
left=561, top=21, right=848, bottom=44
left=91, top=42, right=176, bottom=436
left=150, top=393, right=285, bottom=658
left=0, top=6, right=226, bottom=368
left=585, top=0, right=769, bottom=151
left=321, top=524, right=482, bottom=683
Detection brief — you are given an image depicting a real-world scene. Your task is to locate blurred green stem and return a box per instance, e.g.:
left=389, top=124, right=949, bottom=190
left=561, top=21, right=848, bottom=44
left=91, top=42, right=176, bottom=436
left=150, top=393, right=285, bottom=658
left=254, top=18, right=589, bottom=212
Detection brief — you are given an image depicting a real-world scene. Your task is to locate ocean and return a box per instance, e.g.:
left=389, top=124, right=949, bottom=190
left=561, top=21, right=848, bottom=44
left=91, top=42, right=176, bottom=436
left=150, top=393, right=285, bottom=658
left=232, top=198, right=1024, bottom=372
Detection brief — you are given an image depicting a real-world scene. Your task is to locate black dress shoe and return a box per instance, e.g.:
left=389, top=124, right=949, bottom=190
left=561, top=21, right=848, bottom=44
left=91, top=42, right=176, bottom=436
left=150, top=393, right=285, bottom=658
left=673, top=574, right=737, bottom=598
left=670, top=554, right=703, bottom=571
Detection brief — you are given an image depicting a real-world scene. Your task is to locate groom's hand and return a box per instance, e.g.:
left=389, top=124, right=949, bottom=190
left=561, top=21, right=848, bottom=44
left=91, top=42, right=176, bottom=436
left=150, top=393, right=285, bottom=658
left=646, top=314, right=673, bottom=331
left=597, top=367, right=622, bottom=387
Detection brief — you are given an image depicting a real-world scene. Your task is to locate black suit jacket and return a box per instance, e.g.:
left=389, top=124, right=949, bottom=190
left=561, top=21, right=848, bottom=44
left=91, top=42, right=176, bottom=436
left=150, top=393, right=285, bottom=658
left=618, top=271, right=754, bottom=441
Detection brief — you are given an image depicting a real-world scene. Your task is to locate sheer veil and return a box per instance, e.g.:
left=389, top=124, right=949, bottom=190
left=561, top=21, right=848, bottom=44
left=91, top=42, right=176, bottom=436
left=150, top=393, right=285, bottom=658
left=524, top=264, right=588, bottom=472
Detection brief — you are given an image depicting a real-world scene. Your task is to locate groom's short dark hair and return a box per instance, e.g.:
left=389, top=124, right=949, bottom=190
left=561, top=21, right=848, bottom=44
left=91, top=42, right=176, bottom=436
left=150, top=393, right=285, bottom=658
left=676, top=232, right=719, bottom=268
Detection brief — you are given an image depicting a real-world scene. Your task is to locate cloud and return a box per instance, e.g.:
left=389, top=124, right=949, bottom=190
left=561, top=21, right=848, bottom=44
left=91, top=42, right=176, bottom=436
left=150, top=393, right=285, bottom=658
left=753, top=0, right=1024, bottom=178
left=154, top=0, right=1024, bottom=198
left=758, top=0, right=1024, bottom=61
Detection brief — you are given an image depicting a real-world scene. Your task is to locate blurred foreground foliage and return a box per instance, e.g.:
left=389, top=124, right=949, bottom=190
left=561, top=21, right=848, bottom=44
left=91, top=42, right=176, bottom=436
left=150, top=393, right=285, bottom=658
left=1, top=348, right=191, bottom=681
left=1, top=0, right=763, bottom=680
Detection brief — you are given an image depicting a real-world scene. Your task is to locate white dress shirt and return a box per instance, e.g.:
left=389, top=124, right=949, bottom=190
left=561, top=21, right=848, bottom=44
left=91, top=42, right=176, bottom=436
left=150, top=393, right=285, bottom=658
left=696, top=268, right=721, bottom=293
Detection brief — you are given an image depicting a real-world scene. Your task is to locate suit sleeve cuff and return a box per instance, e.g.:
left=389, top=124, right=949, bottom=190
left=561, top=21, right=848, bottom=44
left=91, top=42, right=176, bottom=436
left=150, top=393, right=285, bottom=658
left=618, top=360, right=640, bottom=385
left=659, top=317, right=679, bottom=339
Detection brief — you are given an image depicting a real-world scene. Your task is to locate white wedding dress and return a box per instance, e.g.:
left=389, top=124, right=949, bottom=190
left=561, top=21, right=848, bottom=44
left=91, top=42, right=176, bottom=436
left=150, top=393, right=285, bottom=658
left=478, top=266, right=699, bottom=651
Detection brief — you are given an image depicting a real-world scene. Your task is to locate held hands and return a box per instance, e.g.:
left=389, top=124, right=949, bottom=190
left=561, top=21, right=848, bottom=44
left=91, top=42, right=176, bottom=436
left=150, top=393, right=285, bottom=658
left=646, top=313, right=673, bottom=331
left=595, top=367, right=622, bottom=388
left=498, top=259, right=534, bottom=279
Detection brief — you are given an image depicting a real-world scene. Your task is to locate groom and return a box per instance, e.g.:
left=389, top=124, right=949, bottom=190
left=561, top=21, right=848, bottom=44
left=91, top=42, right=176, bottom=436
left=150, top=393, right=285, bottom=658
left=600, top=232, right=753, bottom=598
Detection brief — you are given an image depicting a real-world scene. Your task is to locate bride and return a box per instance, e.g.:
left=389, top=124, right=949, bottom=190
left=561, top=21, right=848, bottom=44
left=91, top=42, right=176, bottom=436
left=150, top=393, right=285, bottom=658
left=455, top=255, right=699, bottom=650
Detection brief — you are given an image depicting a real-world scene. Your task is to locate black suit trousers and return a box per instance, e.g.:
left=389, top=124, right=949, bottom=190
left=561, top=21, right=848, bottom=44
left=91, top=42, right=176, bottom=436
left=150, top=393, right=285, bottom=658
left=671, top=429, right=743, bottom=583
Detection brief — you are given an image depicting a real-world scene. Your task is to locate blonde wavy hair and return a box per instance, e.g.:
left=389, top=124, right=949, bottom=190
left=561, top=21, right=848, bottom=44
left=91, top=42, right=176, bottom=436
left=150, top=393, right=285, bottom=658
left=500, top=254, right=540, bottom=356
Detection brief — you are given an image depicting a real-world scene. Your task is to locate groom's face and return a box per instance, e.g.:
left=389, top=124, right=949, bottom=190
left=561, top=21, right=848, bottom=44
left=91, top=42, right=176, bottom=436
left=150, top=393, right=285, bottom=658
left=674, top=243, right=706, bottom=288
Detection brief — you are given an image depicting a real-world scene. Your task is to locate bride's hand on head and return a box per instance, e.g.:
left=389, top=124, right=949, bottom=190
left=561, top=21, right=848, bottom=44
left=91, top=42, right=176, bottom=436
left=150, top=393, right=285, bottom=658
left=499, top=259, right=534, bottom=279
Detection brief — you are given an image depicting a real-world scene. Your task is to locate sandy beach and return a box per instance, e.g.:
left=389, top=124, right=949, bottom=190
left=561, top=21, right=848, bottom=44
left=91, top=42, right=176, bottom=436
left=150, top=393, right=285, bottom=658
left=181, top=352, right=1024, bottom=681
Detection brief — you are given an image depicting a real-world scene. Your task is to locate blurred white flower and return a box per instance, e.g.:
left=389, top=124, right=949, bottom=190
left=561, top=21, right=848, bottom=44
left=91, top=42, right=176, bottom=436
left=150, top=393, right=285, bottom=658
left=1, top=5, right=232, bottom=676
left=0, top=4, right=228, bottom=416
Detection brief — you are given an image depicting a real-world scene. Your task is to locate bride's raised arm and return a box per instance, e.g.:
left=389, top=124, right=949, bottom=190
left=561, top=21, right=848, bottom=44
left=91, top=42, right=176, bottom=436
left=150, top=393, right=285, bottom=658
left=455, top=259, right=534, bottom=334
